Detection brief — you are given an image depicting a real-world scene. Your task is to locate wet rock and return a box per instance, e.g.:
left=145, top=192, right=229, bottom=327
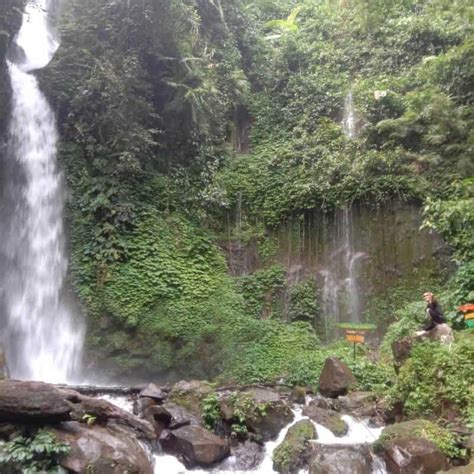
left=0, top=345, right=9, bottom=379
left=168, top=380, right=213, bottom=416
left=273, top=419, right=316, bottom=473
left=52, top=422, right=153, bottom=474
left=70, top=395, right=155, bottom=441
left=289, top=386, right=307, bottom=405
left=0, top=380, right=72, bottom=422
left=308, top=444, right=374, bottom=474
left=221, top=388, right=294, bottom=442
left=338, top=391, right=376, bottom=418
left=302, top=403, right=348, bottom=437
left=161, top=425, right=230, bottom=467
left=164, top=402, right=202, bottom=429
left=318, top=358, right=356, bottom=398
left=219, top=440, right=264, bottom=471
left=312, top=396, right=339, bottom=411
left=139, top=383, right=166, bottom=402
left=133, top=396, right=157, bottom=417
left=382, top=437, right=449, bottom=474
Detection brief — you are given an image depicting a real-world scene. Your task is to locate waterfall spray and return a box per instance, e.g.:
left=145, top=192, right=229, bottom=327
left=2, top=0, right=84, bottom=383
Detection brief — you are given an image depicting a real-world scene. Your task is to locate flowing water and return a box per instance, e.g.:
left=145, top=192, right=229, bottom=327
left=342, top=90, right=357, bottom=139
left=150, top=408, right=386, bottom=474
left=1, top=0, right=84, bottom=383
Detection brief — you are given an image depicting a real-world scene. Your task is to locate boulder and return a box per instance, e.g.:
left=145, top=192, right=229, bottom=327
left=133, top=396, right=157, bottom=417
left=0, top=380, right=72, bottom=422
left=382, top=437, right=449, bottom=474
left=302, top=404, right=348, bottom=437
left=220, top=388, right=294, bottom=442
left=273, top=420, right=316, bottom=473
left=318, top=358, right=356, bottom=398
left=289, top=386, right=307, bottom=405
left=428, top=324, right=454, bottom=344
left=139, top=383, right=166, bottom=402
left=70, top=395, right=155, bottom=441
left=391, top=337, right=414, bottom=372
left=163, top=402, right=202, bottom=429
left=219, top=440, right=264, bottom=471
left=161, top=425, right=230, bottom=467
left=168, top=380, right=213, bottom=416
left=338, top=391, right=376, bottom=418
left=52, top=422, right=153, bottom=474
left=442, top=462, right=474, bottom=473
left=308, top=444, right=374, bottom=474
left=0, top=345, right=9, bottom=379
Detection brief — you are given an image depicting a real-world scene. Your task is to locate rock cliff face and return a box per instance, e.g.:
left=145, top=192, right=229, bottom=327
left=0, top=0, right=25, bottom=134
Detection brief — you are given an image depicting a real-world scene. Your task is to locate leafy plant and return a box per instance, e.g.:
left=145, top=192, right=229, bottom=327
left=0, top=429, right=70, bottom=473
left=202, top=393, right=221, bottom=432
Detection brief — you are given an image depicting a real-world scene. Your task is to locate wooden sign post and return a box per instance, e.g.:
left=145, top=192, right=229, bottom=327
left=336, top=323, right=376, bottom=360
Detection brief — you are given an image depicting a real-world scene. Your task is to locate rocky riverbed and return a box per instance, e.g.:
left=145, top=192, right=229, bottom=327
left=0, top=356, right=468, bottom=473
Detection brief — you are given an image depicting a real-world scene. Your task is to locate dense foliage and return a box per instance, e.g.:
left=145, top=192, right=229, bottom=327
left=32, top=0, right=473, bottom=381
left=0, top=429, right=70, bottom=473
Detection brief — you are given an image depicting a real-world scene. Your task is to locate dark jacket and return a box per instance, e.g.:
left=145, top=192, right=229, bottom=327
left=423, top=301, right=446, bottom=331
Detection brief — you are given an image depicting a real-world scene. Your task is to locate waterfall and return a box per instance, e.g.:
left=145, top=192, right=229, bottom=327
left=342, top=90, right=357, bottom=138
left=1, top=0, right=84, bottom=383
left=319, top=207, right=366, bottom=327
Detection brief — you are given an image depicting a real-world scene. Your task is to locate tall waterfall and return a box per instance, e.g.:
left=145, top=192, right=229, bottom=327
left=1, top=0, right=84, bottom=383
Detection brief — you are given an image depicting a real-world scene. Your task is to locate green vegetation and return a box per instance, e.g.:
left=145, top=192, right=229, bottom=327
left=27, top=0, right=473, bottom=390
left=0, top=429, right=70, bottom=473
left=377, top=419, right=465, bottom=459
left=392, top=337, right=474, bottom=420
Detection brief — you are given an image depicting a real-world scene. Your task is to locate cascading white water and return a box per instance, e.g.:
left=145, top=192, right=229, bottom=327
left=319, top=207, right=366, bottom=326
left=342, top=90, right=357, bottom=139
left=2, top=0, right=84, bottom=383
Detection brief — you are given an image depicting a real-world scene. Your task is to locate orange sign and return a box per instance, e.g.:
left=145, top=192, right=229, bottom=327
left=346, top=334, right=365, bottom=343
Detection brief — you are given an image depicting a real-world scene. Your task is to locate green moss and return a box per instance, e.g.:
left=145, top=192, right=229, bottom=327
left=377, top=419, right=463, bottom=459
left=272, top=420, right=316, bottom=474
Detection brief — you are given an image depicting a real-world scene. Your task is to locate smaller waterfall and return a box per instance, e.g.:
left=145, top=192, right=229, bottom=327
left=342, top=90, right=357, bottom=138
left=319, top=207, right=366, bottom=327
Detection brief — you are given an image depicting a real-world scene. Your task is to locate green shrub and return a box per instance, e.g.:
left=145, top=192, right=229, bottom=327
left=0, top=430, right=70, bottom=473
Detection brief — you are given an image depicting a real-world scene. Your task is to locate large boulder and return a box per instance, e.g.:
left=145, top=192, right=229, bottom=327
left=0, top=380, right=72, bottom=422
left=168, top=380, right=213, bottom=417
left=220, top=388, right=294, bottom=442
left=273, top=420, right=316, bottom=473
left=0, top=345, right=9, bottom=379
left=302, top=403, right=348, bottom=437
left=338, top=391, right=377, bottom=418
left=308, top=444, right=374, bottom=474
left=428, top=324, right=454, bottom=344
left=70, top=395, right=155, bottom=441
left=377, top=420, right=450, bottom=474
left=161, top=425, right=230, bottom=467
left=52, top=422, right=153, bottom=474
left=163, top=402, right=202, bottom=429
left=382, top=437, right=449, bottom=474
left=318, top=358, right=356, bottom=398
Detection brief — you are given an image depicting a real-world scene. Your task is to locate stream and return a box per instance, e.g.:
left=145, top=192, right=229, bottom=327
left=103, top=394, right=387, bottom=474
